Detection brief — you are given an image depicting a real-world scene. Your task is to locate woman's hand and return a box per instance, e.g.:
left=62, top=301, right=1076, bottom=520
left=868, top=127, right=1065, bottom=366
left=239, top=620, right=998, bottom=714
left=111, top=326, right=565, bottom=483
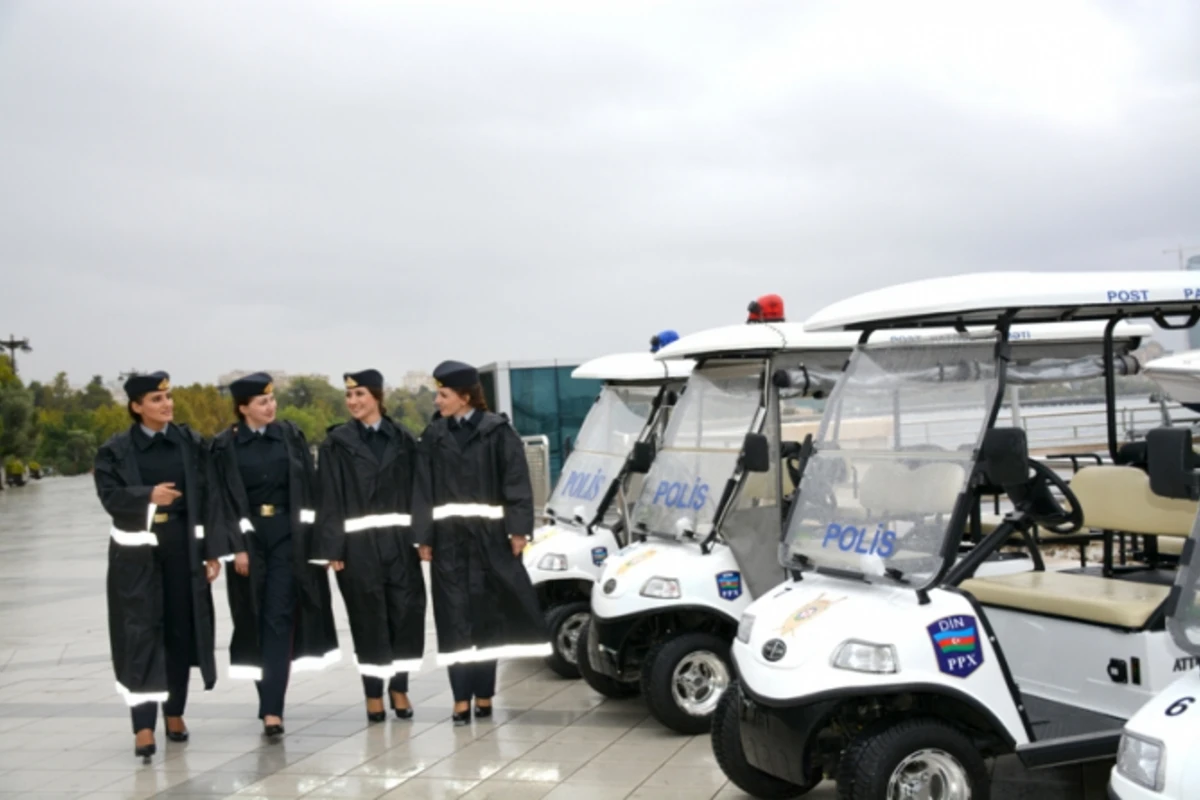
left=150, top=482, right=182, bottom=507
left=418, top=545, right=432, bottom=562
left=510, top=535, right=527, bottom=557
left=234, top=552, right=250, bottom=577
left=330, top=560, right=345, bottom=572
left=204, top=560, right=221, bottom=583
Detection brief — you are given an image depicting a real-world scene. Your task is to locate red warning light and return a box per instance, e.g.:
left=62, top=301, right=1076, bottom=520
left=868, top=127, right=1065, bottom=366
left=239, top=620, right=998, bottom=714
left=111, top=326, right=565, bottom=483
left=747, top=294, right=785, bottom=324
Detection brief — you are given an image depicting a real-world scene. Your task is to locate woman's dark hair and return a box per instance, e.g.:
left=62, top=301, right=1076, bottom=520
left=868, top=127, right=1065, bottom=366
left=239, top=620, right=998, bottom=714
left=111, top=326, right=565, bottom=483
left=459, top=383, right=488, bottom=411
left=368, top=387, right=387, bottom=416
left=127, top=399, right=143, bottom=424
left=232, top=395, right=252, bottom=424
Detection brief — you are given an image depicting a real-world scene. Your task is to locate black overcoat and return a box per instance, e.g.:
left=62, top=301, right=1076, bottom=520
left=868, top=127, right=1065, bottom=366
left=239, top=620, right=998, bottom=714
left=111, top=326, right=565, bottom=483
left=209, top=421, right=340, bottom=679
left=93, top=423, right=218, bottom=705
left=415, top=412, right=549, bottom=665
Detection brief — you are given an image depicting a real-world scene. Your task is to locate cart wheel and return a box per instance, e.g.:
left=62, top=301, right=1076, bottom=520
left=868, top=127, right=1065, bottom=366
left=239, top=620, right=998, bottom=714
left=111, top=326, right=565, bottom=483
left=836, top=717, right=988, bottom=800
left=641, top=632, right=731, bottom=735
left=712, top=681, right=811, bottom=799
left=543, top=602, right=590, bottom=679
left=575, top=618, right=640, bottom=699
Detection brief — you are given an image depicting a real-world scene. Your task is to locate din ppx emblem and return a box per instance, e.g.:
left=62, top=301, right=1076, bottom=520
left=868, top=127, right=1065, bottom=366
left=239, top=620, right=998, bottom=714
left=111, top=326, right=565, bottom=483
left=762, top=638, right=787, bottom=662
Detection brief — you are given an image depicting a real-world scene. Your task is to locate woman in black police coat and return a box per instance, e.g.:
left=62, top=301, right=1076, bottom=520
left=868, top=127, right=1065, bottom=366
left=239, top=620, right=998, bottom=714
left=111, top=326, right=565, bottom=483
left=311, top=369, right=425, bottom=722
left=93, top=372, right=223, bottom=760
left=209, top=373, right=339, bottom=738
left=415, top=360, right=550, bottom=725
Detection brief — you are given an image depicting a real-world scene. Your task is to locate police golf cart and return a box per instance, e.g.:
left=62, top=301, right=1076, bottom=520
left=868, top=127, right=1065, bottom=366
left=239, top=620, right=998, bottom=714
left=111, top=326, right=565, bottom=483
left=523, top=343, right=692, bottom=679
left=1108, top=351, right=1200, bottom=799
left=578, top=302, right=1136, bottom=737
left=579, top=308, right=856, bottom=733
left=715, top=271, right=1200, bottom=799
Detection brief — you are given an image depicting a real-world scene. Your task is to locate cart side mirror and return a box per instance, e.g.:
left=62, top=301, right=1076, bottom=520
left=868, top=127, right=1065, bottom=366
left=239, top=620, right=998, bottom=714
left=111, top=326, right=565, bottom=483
left=1147, top=427, right=1200, bottom=500
left=628, top=440, right=655, bottom=474
left=741, top=432, right=771, bottom=473
left=979, top=427, right=1029, bottom=487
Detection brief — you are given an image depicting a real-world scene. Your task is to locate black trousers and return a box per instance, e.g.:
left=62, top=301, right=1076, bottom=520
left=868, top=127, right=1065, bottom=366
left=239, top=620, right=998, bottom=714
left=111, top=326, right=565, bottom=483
left=131, top=521, right=193, bottom=734
left=255, top=524, right=295, bottom=719
left=448, top=661, right=497, bottom=703
left=361, top=674, right=409, bottom=699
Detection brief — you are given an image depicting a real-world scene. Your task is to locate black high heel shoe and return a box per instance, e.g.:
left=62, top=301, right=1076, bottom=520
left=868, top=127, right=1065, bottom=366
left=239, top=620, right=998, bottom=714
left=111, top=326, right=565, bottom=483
left=164, top=718, right=189, bottom=743
left=134, top=733, right=156, bottom=762
left=390, top=692, right=414, bottom=720
left=263, top=722, right=285, bottom=737
left=367, top=709, right=387, bottom=723
left=451, top=707, right=471, bottom=727
left=473, top=701, right=493, bottom=719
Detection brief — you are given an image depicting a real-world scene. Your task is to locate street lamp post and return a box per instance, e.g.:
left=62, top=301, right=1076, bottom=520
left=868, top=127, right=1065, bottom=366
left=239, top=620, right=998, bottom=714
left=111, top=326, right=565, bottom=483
left=0, top=335, right=32, bottom=375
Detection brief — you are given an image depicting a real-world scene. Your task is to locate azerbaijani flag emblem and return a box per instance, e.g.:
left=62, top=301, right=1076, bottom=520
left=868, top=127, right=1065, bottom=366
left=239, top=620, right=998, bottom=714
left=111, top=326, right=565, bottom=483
left=926, top=614, right=984, bottom=677
left=932, top=627, right=977, bottom=653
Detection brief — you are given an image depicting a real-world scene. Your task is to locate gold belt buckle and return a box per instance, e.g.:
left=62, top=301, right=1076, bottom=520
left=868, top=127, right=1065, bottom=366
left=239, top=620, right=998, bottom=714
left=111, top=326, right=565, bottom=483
left=153, top=513, right=169, bottom=524
left=260, top=504, right=275, bottom=517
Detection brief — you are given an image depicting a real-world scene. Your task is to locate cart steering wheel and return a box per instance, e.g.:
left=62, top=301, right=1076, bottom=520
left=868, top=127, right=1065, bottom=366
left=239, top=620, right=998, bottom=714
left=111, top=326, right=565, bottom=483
left=1011, top=459, right=1083, bottom=535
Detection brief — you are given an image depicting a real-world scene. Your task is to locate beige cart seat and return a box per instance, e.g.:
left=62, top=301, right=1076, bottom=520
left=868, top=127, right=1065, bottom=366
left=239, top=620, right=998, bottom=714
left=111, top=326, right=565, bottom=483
left=961, top=465, right=1195, bottom=628
left=961, top=571, right=1169, bottom=628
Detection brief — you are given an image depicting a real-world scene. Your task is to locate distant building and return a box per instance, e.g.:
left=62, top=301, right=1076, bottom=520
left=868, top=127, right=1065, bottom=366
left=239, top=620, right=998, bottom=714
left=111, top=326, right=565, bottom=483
left=478, top=358, right=602, bottom=484
left=401, top=370, right=436, bottom=393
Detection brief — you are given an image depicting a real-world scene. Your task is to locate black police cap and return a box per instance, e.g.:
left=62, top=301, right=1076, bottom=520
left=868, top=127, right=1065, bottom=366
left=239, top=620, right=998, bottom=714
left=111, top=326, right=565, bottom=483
left=344, top=369, right=384, bottom=390
left=229, top=372, right=274, bottom=399
left=433, top=360, right=479, bottom=390
left=124, top=371, right=170, bottom=399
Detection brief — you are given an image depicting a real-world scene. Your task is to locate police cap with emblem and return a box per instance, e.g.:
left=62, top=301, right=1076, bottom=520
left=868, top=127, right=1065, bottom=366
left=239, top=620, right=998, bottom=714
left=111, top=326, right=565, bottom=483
left=124, top=371, right=171, bottom=399
left=344, top=369, right=384, bottom=390
left=229, top=372, right=274, bottom=399
left=433, top=360, right=479, bottom=390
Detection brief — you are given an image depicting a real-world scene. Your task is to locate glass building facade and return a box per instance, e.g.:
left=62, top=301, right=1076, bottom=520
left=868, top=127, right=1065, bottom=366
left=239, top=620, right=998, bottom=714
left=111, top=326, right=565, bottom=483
left=479, top=360, right=602, bottom=484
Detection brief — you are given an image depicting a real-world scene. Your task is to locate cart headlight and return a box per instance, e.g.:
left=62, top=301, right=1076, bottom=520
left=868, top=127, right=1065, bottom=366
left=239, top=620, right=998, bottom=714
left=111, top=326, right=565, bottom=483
left=537, top=553, right=568, bottom=572
left=640, top=576, right=681, bottom=599
left=1116, top=732, right=1164, bottom=791
left=832, top=640, right=898, bottom=674
left=737, top=613, right=756, bottom=644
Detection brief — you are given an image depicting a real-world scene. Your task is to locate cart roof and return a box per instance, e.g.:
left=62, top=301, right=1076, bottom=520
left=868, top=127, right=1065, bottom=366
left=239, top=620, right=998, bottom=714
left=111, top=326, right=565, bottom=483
left=655, top=319, right=1152, bottom=360
left=803, top=271, right=1200, bottom=332
left=571, top=352, right=693, bottom=382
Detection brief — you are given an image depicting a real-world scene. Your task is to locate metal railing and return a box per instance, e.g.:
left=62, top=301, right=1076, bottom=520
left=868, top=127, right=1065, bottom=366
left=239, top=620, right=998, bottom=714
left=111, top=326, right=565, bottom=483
left=521, top=435, right=553, bottom=518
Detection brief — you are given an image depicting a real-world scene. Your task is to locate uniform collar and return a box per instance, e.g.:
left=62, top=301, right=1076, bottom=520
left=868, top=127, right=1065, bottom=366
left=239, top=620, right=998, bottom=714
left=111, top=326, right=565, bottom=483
left=449, top=409, right=478, bottom=430
left=357, top=417, right=390, bottom=438
left=135, top=423, right=172, bottom=450
left=237, top=421, right=281, bottom=444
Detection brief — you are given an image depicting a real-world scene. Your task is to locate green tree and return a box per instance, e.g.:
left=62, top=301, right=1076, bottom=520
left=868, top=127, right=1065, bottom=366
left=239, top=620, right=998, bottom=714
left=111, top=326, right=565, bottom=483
left=172, top=384, right=230, bottom=437
left=0, top=386, right=37, bottom=460
left=92, top=403, right=131, bottom=443
left=79, top=376, right=114, bottom=411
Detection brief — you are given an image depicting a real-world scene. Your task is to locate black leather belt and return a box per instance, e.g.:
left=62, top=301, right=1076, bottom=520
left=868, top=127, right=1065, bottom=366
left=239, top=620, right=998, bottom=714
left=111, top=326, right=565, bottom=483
left=152, top=511, right=186, bottom=524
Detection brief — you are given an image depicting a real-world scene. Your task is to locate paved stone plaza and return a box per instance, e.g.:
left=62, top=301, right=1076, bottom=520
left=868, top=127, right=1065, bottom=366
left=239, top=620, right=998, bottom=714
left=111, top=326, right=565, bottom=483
left=0, top=476, right=843, bottom=799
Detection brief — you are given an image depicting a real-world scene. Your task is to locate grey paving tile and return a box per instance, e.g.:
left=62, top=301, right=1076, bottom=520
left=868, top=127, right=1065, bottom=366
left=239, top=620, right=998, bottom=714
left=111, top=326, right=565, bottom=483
left=303, top=775, right=409, bottom=798
left=459, top=779, right=558, bottom=799
left=377, top=778, right=480, bottom=799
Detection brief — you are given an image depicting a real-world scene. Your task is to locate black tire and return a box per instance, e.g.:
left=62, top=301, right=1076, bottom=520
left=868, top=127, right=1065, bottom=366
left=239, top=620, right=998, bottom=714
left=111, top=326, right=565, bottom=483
left=575, top=618, right=640, bottom=699
left=835, top=716, right=989, bottom=800
left=641, top=631, right=731, bottom=735
left=543, top=602, right=590, bottom=680
left=712, top=681, right=810, bottom=799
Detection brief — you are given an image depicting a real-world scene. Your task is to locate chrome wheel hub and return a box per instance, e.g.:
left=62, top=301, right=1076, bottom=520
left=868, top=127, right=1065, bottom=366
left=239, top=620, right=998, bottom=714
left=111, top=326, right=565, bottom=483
left=887, top=748, right=971, bottom=800
left=671, top=650, right=729, bottom=717
left=556, top=612, right=590, bottom=666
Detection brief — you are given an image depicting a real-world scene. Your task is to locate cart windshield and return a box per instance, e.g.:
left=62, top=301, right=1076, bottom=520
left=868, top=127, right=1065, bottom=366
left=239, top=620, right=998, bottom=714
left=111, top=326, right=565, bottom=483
left=546, top=384, right=661, bottom=524
left=780, top=337, right=1002, bottom=590
left=630, top=362, right=763, bottom=540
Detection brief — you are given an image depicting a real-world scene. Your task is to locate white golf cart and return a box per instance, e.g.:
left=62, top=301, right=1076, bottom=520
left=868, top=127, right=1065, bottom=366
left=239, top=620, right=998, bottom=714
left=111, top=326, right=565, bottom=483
left=577, top=314, right=855, bottom=733
left=523, top=347, right=692, bottom=679
left=715, top=271, right=1200, bottom=799
left=1108, top=351, right=1200, bottom=799
left=579, top=302, right=1140, bottom=737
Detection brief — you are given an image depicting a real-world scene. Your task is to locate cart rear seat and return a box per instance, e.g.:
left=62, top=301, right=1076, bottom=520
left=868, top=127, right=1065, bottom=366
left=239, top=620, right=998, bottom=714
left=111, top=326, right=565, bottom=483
left=960, top=571, right=1168, bottom=628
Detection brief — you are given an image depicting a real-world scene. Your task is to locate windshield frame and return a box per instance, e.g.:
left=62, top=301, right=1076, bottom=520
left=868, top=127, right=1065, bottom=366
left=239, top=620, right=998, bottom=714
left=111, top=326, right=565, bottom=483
left=780, top=332, right=1009, bottom=592
left=545, top=381, right=675, bottom=530
left=1167, top=533, right=1200, bottom=657
left=629, top=359, right=768, bottom=544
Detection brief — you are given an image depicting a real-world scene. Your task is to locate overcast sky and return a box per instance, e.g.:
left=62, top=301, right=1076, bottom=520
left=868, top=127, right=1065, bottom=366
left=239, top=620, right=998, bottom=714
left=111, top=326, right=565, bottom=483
left=2, top=0, right=1199, bottom=386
